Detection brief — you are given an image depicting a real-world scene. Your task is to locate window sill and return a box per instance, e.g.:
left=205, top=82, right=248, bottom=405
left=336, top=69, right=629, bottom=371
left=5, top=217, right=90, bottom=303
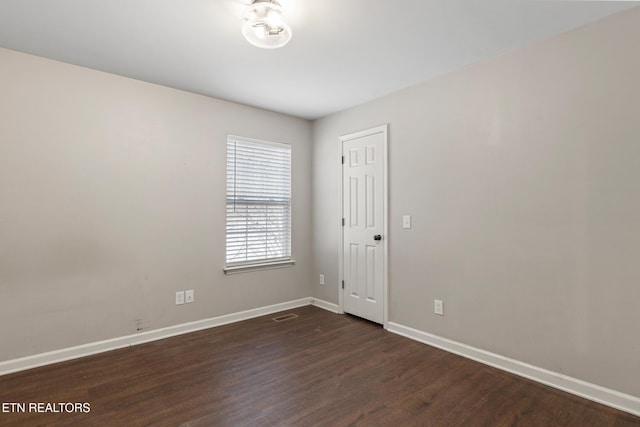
left=224, top=259, right=296, bottom=275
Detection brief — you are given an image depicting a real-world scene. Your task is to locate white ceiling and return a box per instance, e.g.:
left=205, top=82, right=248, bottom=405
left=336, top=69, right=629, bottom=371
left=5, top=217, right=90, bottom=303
left=0, top=0, right=636, bottom=120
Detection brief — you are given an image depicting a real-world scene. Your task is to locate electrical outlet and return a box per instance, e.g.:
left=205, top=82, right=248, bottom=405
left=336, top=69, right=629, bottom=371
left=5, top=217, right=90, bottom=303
left=319, top=274, right=325, bottom=285
left=175, top=291, right=185, bottom=305
left=185, top=289, right=194, bottom=303
left=434, top=299, right=444, bottom=316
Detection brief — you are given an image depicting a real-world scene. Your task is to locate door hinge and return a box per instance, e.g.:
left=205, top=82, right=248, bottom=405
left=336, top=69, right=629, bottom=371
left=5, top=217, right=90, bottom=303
left=342, top=280, right=345, bottom=289
left=342, top=218, right=345, bottom=226
left=341, top=155, right=344, bottom=164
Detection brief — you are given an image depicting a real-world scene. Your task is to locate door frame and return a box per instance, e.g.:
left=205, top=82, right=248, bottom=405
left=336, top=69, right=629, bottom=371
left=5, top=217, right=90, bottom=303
left=338, top=124, right=389, bottom=328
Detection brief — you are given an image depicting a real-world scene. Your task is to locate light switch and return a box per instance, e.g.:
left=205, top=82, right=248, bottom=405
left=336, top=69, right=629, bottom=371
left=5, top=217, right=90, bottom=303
left=403, top=215, right=411, bottom=229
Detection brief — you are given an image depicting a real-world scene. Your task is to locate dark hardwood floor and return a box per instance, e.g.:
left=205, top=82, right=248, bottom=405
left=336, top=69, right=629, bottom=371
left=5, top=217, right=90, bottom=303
left=0, top=305, right=638, bottom=426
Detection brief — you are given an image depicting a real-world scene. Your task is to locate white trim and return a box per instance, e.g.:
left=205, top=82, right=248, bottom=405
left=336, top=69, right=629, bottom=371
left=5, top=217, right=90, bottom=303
left=339, top=124, right=389, bottom=327
left=224, top=259, right=296, bottom=274
left=381, top=124, right=389, bottom=328
left=310, top=298, right=340, bottom=314
left=338, top=217, right=344, bottom=314
left=387, top=322, right=640, bottom=418
left=227, top=134, right=290, bottom=150
left=0, top=297, right=311, bottom=377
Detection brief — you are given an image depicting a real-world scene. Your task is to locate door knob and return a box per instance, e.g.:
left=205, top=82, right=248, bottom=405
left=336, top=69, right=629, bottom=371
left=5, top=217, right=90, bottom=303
left=374, top=234, right=382, bottom=241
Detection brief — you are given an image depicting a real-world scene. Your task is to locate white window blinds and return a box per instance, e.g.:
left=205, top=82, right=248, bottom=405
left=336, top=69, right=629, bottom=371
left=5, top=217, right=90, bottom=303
left=226, top=136, right=291, bottom=266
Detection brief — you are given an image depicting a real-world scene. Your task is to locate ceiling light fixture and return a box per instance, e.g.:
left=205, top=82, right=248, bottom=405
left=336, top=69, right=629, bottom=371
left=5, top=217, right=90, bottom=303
left=241, top=0, right=292, bottom=49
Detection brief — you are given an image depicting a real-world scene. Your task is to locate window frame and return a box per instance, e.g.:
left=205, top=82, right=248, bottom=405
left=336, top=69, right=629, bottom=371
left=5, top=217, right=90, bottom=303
left=223, top=135, right=295, bottom=274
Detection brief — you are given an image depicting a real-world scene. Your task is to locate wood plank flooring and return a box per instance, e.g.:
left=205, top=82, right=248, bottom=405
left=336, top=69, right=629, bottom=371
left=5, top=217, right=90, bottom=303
left=0, top=305, right=638, bottom=426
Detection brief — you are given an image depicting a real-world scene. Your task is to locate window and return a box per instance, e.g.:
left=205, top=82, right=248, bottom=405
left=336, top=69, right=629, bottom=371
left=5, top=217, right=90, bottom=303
left=225, top=135, right=293, bottom=273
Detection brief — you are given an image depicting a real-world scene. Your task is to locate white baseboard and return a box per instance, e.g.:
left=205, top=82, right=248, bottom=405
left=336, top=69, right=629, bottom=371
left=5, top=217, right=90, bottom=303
left=310, top=298, right=340, bottom=313
left=5, top=301, right=637, bottom=418
left=387, top=322, right=640, bottom=418
left=0, top=297, right=312, bottom=377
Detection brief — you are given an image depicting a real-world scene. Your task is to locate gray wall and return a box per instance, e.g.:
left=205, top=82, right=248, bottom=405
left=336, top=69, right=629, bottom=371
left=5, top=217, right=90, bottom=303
left=2, top=5, right=639, bottom=401
left=312, top=8, right=640, bottom=397
left=0, top=48, right=312, bottom=361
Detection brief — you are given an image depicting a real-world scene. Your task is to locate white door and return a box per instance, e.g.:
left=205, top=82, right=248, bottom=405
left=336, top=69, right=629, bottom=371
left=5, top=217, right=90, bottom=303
left=341, top=125, right=387, bottom=324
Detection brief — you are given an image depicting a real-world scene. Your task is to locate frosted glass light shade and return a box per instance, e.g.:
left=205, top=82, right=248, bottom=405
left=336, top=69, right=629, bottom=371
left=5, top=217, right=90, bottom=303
left=242, top=0, right=292, bottom=49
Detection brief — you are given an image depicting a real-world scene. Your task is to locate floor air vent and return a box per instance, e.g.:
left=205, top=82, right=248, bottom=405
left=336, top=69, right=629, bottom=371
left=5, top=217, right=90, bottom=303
left=272, top=313, right=299, bottom=322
